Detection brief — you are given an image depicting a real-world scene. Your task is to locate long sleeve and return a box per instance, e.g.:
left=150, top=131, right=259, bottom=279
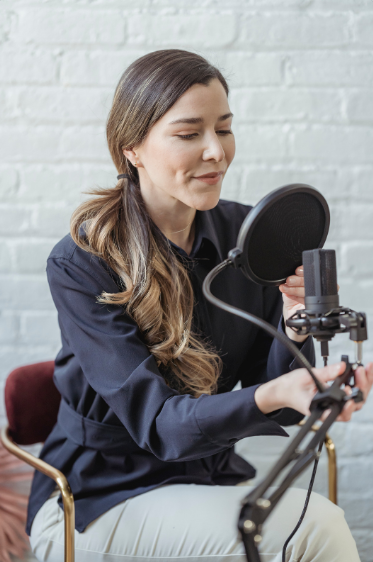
left=47, top=252, right=288, bottom=465
left=239, top=285, right=315, bottom=426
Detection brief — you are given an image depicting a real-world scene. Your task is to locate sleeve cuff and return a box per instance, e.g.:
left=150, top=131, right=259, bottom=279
left=195, top=384, right=289, bottom=448
left=279, top=316, right=315, bottom=371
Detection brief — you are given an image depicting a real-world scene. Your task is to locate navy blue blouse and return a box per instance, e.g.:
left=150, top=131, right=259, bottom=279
left=26, top=199, right=314, bottom=534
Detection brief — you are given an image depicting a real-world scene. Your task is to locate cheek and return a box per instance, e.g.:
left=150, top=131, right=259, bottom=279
left=224, top=135, right=236, bottom=165
left=145, top=137, right=197, bottom=180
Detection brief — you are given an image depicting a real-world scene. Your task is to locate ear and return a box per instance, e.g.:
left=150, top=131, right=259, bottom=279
left=122, top=148, right=138, bottom=167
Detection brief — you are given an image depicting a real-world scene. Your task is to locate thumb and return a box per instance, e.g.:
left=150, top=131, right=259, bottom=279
left=313, top=361, right=346, bottom=384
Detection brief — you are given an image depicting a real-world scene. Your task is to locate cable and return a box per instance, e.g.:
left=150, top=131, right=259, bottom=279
left=203, top=260, right=325, bottom=393
left=281, top=440, right=324, bottom=562
left=202, top=259, right=327, bottom=561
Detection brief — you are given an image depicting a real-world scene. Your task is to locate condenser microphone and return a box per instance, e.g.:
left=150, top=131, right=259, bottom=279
left=303, top=249, right=339, bottom=315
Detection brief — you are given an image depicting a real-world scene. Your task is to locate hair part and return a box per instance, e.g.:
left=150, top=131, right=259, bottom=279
left=71, top=50, right=228, bottom=397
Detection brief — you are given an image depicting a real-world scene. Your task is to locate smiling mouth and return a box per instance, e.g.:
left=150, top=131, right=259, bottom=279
left=194, top=171, right=224, bottom=179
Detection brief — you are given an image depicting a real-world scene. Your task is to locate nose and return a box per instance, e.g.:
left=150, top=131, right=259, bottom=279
left=202, top=132, right=225, bottom=163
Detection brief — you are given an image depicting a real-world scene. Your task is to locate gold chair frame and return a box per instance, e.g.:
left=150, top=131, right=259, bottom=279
left=299, top=420, right=337, bottom=505
left=1, top=426, right=75, bottom=562
left=0, top=420, right=337, bottom=562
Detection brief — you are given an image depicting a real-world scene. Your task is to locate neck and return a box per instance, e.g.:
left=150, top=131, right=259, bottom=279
left=139, top=175, right=196, bottom=255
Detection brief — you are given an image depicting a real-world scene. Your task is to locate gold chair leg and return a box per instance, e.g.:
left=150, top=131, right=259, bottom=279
left=298, top=420, right=337, bottom=505
left=1, top=426, right=75, bottom=562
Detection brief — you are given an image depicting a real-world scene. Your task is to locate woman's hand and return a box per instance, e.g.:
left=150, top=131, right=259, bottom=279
left=279, top=266, right=340, bottom=343
left=279, top=266, right=307, bottom=343
left=255, top=361, right=373, bottom=419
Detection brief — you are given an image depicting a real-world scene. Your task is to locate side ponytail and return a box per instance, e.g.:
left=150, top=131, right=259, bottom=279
left=71, top=50, right=228, bottom=396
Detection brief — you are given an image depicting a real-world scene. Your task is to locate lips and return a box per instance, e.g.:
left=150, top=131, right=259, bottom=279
left=194, top=171, right=224, bottom=179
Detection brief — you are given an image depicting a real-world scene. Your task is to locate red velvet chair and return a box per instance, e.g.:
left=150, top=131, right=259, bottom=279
left=0, top=362, right=75, bottom=562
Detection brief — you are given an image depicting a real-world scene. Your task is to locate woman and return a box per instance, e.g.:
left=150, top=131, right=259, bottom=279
left=28, top=49, right=372, bottom=562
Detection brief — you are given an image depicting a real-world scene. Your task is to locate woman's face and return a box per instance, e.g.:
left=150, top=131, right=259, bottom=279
left=124, top=78, right=235, bottom=212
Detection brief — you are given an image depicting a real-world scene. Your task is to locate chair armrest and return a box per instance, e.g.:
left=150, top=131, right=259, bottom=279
left=298, top=420, right=337, bottom=505
left=1, top=426, right=75, bottom=562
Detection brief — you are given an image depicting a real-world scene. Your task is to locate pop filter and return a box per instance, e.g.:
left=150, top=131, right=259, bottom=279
left=232, top=184, right=330, bottom=286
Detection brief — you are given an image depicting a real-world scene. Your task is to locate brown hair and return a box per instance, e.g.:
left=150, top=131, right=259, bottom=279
left=71, top=50, right=229, bottom=397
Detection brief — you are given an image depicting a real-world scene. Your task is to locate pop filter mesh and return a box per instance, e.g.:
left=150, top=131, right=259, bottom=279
left=247, top=192, right=326, bottom=282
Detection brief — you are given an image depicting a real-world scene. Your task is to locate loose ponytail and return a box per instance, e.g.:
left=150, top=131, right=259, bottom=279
left=71, top=50, right=229, bottom=396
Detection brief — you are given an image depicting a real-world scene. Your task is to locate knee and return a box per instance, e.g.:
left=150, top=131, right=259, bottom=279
left=298, top=490, right=351, bottom=546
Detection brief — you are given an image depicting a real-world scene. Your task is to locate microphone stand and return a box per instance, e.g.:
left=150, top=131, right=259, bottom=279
left=202, top=259, right=366, bottom=562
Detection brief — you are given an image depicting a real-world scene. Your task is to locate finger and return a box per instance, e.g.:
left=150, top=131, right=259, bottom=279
left=295, top=266, right=304, bottom=277
left=337, top=400, right=355, bottom=422
left=283, top=275, right=305, bottom=287
left=313, top=361, right=346, bottom=383
left=354, top=366, right=368, bottom=398
left=282, top=293, right=304, bottom=309
left=279, top=286, right=305, bottom=298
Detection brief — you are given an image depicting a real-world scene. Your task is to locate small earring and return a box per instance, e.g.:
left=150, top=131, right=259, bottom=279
left=134, top=162, right=138, bottom=167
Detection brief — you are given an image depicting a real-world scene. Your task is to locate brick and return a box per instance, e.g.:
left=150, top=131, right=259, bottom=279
left=0, top=168, right=19, bottom=201
left=328, top=203, right=373, bottom=241
left=20, top=312, right=60, bottom=345
left=0, top=346, right=58, bottom=385
left=346, top=90, right=373, bottom=123
left=335, top=278, right=373, bottom=315
left=339, top=458, right=373, bottom=496
left=234, top=124, right=288, bottom=162
left=60, top=127, right=110, bottom=162
left=0, top=312, right=19, bottom=345
left=341, top=243, right=373, bottom=277
left=290, top=126, right=373, bottom=164
left=35, top=206, right=74, bottom=238
left=230, top=89, right=343, bottom=123
left=0, top=276, right=54, bottom=310
left=342, top=422, right=373, bottom=458
left=13, top=240, right=56, bottom=274
left=17, top=165, right=116, bottom=204
left=13, top=9, right=125, bottom=44
left=127, top=14, right=237, bottom=48
left=238, top=12, right=350, bottom=48
left=0, top=206, right=33, bottom=236
left=17, top=87, right=112, bottom=124
left=356, top=13, right=373, bottom=45
left=0, top=127, right=60, bottom=162
left=0, top=244, right=13, bottom=273
left=287, top=52, right=373, bottom=87
left=239, top=167, right=353, bottom=205
left=220, top=53, right=284, bottom=87
left=220, top=165, right=244, bottom=202
left=0, top=47, right=57, bottom=84
left=349, top=529, right=373, bottom=562
left=0, top=10, right=14, bottom=43
left=61, top=50, right=146, bottom=86
left=0, top=126, right=110, bottom=162
left=312, top=0, right=373, bottom=7
left=354, top=168, right=373, bottom=201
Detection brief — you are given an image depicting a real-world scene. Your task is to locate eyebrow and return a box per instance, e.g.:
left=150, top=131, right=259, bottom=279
left=169, top=112, right=233, bottom=125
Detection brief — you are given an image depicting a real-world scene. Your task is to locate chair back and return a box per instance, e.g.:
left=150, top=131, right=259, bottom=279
left=5, top=361, right=61, bottom=445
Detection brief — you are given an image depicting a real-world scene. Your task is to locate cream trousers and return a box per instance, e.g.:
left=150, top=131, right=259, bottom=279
left=30, top=483, right=360, bottom=562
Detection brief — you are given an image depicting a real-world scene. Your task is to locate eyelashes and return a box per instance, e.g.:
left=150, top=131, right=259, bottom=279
left=176, top=130, right=233, bottom=140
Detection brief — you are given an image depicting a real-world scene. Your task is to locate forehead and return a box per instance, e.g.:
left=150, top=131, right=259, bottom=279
left=161, top=79, right=231, bottom=124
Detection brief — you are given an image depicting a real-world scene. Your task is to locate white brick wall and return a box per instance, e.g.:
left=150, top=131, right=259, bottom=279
left=1, top=1, right=373, bottom=559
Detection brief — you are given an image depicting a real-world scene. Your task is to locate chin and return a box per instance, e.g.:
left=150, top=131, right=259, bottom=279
left=191, top=189, right=221, bottom=211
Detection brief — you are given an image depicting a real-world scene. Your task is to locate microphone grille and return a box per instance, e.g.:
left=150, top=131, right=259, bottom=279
left=303, top=249, right=338, bottom=297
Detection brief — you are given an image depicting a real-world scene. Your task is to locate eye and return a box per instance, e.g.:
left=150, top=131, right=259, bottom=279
left=217, top=130, right=233, bottom=135
left=176, top=133, right=199, bottom=140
